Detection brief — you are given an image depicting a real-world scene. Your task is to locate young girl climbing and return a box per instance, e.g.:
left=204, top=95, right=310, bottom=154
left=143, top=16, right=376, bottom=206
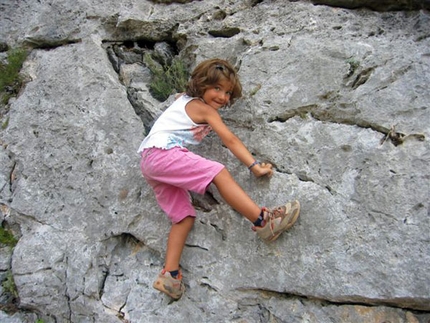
left=138, top=58, right=300, bottom=300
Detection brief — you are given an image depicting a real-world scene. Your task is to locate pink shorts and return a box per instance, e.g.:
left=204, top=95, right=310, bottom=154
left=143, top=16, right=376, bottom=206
left=140, top=147, right=224, bottom=223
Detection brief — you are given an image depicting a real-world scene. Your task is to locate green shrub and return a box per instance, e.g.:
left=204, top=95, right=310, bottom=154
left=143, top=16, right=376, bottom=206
left=1, top=116, right=9, bottom=129
left=346, top=57, right=360, bottom=77
left=0, top=226, right=17, bottom=247
left=0, top=48, right=28, bottom=101
left=144, top=54, right=189, bottom=102
left=2, top=270, right=18, bottom=299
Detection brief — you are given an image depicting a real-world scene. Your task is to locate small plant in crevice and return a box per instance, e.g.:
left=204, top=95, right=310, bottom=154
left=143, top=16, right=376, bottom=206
left=144, top=53, right=189, bottom=102
left=0, top=226, right=17, bottom=248
left=1, top=116, right=9, bottom=130
left=0, top=47, right=29, bottom=105
left=0, top=224, right=19, bottom=312
left=0, top=226, right=18, bottom=248
left=346, top=56, right=360, bottom=78
left=2, top=270, right=18, bottom=300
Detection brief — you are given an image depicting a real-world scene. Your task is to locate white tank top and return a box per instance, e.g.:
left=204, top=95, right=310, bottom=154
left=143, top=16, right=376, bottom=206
left=137, top=95, right=212, bottom=152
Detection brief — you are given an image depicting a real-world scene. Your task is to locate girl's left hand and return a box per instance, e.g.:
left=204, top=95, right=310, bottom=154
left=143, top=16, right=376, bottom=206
left=251, top=162, right=273, bottom=178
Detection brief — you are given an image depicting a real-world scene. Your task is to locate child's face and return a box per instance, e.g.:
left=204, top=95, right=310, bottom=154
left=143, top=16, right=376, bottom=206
left=202, top=79, right=233, bottom=110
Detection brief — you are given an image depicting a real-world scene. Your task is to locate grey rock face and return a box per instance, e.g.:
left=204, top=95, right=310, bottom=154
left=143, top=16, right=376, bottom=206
left=311, top=0, right=430, bottom=11
left=0, top=0, right=429, bottom=322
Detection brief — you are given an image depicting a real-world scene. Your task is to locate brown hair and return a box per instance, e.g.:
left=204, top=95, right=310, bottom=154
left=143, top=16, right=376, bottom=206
left=186, top=58, right=243, bottom=105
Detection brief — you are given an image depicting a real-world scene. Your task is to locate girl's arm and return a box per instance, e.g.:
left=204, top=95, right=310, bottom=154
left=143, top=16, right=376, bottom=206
left=186, top=100, right=273, bottom=177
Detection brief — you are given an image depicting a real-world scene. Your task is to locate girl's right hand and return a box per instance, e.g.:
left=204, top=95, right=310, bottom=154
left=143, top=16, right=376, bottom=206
left=251, top=162, right=273, bottom=178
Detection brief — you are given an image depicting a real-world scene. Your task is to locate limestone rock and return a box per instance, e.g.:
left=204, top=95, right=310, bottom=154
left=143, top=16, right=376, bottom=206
left=0, top=0, right=429, bottom=322
left=311, top=0, right=430, bottom=11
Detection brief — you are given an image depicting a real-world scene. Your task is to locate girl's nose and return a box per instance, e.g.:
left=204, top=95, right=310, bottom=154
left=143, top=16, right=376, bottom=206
left=218, top=91, right=227, bottom=101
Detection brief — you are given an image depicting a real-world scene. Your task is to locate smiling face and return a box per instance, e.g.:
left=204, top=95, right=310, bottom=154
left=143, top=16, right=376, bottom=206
left=186, top=59, right=243, bottom=106
left=202, top=78, right=233, bottom=110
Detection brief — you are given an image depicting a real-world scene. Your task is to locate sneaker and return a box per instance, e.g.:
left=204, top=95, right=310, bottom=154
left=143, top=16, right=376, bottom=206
left=153, top=269, right=185, bottom=300
left=253, top=200, right=300, bottom=242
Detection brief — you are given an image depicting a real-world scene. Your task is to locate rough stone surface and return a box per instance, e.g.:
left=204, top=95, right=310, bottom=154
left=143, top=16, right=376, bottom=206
left=311, top=0, right=430, bottom=11
left=0, top=0, right=429, bottom=322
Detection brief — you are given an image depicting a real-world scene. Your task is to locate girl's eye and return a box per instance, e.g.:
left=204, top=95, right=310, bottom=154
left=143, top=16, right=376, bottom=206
left=214, top=87, right=221, bottom=91
left=226, top=91, right=232, bottom=96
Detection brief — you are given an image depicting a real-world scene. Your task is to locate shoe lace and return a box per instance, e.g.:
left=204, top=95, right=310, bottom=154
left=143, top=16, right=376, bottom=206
left=262, top=207, right=276, bottom=237
left=271, top=205, right=285, bottom=218
left=251, top=207, right=277, bottom=237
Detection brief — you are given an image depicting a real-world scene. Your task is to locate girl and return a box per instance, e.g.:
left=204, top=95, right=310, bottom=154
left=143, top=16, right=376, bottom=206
left=138, top=58, right=300, bottom=299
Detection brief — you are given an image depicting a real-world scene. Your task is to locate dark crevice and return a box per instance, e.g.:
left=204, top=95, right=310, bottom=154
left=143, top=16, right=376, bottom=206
left=185, top=244, right=208, bottom=251
left=191, top=191, right=219, bottom=212
left=117, top=298, right=128, bottom=322
left=63, top=256, right=72, bottom=322
left=126, top=88, right=158, bottom=134
left=237, top=287, right=430, bottom=313
left=325, top=185, right=334, bottom=195
left=274, top=165, right=334, bottom=195
left=351, top=67, right=373, bottom=89
left=250, top=0, right=265, bottom=7
left=268, top=104, right=425, bottom=147
left=8, top=161, right=17, bottom=193
left=296, top=172, right=315, bottom=183
left=199, top=280, right=218, bottom=292
left=313, top=112, right=425, bottom=146
left=209, top=223, right=227, bottom=241
left=22, top=38, right=81, bottom=50
left=148, top=0, right=195, bottom=4
left=208, top=27, right=241, bottom=38
left=136, top=39, right=158, bottom=50
left=122, top=40, right=135, bottom=49
left=98, top=233, right=146, bottom=298
left=267, top=104, right=318, bottom=123
left=378, top=124, right=425, bottom=146
left=310, top=0, right=430, bottom=11
left=98, top=265, right=109, bottom=299
left=103, top=38, right=185, bottom=133
left=296, top=172, right=333, bottom=195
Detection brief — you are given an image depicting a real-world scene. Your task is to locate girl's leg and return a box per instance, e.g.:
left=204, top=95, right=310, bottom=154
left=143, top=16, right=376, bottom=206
left=164, top=216, right=195, bottom=272
left=212, top=168, right=261, bottom=223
